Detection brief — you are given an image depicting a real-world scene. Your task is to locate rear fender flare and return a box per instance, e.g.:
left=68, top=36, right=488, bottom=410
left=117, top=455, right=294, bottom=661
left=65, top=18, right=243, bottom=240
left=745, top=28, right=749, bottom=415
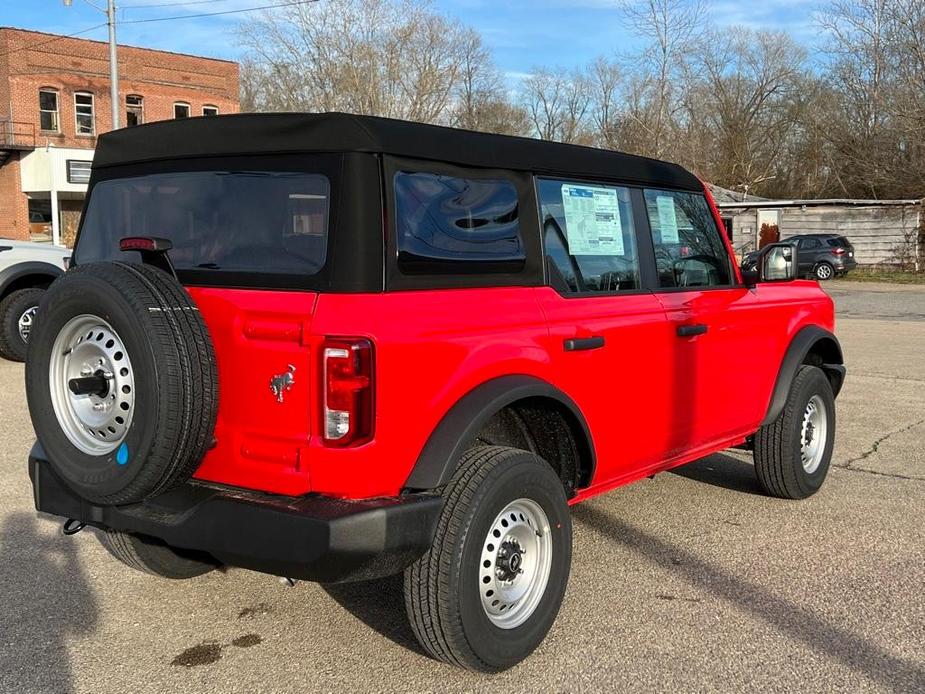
left=403, top=375, right=595, bottom=492
left=0, top=262, right=63, bottom=298
left=762, top=325, right=844, bottom=426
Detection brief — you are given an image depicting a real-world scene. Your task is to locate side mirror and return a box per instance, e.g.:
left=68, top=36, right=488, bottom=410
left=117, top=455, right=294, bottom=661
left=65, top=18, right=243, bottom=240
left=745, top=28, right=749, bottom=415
left=743, top=243, right=797, bottom=287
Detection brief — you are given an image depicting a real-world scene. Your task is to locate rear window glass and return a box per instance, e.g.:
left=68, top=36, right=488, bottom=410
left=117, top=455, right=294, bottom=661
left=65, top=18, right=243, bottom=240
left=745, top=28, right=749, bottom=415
left=394, top=171, right=524, bottom=274
left=75, top=171, right=330, bottom=275
left=826, top=237, right=850, bottom=247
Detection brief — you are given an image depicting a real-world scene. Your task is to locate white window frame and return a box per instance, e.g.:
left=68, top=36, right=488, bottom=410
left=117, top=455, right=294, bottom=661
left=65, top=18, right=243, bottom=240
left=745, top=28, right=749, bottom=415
left=126, top=94, right=144, bottom=126
left=74, top=91, right=95, bottom=136
left=173, top=102, right=191, bottom=119
left=39, top=88, right=60, bottom=132
left=202, top=105, right=219, bottom=116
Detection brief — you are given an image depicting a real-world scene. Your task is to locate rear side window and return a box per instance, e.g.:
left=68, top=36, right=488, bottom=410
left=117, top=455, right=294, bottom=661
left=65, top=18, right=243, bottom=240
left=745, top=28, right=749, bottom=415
left=394, top=171, right=524, bottom=274
left=644, top=189, right=731, bottom=288
left=76, top=170, right=329, bottom=276
left=537, top=178, right=641, bottom=293
left=826, top=237, right=850, bottom=247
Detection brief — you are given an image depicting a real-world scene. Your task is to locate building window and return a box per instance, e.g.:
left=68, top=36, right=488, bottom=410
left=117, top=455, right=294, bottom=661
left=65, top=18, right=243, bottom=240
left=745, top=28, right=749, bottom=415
left=173, top=102, right=191, bottom=119
left=202, top=105, right=219, bottom=117
left=39, top=89, right=59, bottom=132
left=74, top=92, right=95, bottom=135
left=126, top=95, right=144, bottom=127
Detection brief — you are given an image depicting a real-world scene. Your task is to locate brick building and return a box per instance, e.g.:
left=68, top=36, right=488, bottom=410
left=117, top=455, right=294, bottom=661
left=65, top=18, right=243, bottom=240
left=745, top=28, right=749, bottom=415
left=0, top=27, right=239, bottom=245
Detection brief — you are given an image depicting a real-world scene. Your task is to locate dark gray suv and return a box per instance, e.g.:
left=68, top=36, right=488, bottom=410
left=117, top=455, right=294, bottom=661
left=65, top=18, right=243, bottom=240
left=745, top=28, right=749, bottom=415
left=744, top=234, right=857, bottom=281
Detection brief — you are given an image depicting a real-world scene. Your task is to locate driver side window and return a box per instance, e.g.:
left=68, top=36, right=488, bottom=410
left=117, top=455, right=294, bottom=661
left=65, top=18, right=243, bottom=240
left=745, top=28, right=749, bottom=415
left=644, top=189, right=731, bottom=288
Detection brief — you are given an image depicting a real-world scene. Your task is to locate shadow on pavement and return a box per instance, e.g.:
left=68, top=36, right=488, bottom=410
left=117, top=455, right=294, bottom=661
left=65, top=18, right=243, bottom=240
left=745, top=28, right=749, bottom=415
left=0, top=512, right=99, bottom=694
left=572, top=503, right=924, bottom=693
left=322, top=572, right=427, bottom=658
left=671, top=452, right=764, bottom=495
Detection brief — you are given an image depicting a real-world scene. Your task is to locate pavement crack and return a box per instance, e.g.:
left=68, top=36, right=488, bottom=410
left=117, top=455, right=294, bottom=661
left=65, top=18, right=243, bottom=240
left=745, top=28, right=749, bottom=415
left=853, top=372, right=925, bottom=384
left=840, top=418, right=925, bottom=469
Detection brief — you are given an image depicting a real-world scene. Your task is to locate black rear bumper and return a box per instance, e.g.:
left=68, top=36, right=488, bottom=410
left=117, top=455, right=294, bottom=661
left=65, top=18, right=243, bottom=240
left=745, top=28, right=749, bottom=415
left=29, top=445, right=442, bottom=583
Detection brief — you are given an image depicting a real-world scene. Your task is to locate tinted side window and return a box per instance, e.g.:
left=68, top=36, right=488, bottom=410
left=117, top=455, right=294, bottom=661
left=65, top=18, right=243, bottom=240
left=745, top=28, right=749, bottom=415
left=827, top=237, right=849, bottom=247
left=394, top=171, right=524, bottom=274
left=799, top=237, right=821, bottom=249
left=644, top=189, right=731, bottom=288
left=538, top=178, right=641, bottom=293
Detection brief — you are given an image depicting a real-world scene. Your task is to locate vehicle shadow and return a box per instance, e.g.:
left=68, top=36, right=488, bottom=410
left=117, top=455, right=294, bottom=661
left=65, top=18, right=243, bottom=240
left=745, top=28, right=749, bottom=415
left=671, top=452, right=765, bottom=495
left=0, top=511, right=99, bottom=694
left=322, top=573, right=427, bottom=657
left=571, top=503, right=925, bottom=693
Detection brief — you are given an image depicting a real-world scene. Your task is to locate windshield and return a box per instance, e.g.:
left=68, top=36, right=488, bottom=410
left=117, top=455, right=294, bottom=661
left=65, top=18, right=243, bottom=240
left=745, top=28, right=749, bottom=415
left=75, top=170, right=330, bottom=277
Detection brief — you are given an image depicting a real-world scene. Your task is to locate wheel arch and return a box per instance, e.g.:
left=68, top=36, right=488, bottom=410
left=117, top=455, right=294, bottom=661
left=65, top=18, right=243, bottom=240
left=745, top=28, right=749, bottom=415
left=0, top=262, right=63, bottom=300
left=762, top=325, right=844, bottom=426
left=403, top=375, right=595, bottom=495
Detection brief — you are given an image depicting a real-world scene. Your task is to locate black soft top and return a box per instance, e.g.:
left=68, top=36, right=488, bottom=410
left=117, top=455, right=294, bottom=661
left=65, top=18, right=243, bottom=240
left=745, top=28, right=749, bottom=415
left=93, top=112, right=702, bottom=191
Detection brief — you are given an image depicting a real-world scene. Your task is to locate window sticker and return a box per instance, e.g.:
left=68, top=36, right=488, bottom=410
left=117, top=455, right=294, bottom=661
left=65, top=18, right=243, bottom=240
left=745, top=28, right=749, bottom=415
left=560, top=184, right=624, bottom=256
left=656, top=195, right=680, bottom=244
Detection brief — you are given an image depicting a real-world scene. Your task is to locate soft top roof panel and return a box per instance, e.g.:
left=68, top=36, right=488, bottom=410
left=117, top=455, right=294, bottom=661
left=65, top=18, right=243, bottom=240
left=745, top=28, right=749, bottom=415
left=92, top=111, right=702, bottom=190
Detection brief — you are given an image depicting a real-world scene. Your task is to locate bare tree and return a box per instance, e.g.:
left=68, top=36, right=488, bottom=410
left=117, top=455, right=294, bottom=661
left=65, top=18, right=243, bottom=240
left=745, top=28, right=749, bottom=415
left=521, top=67, right=593, bottom=143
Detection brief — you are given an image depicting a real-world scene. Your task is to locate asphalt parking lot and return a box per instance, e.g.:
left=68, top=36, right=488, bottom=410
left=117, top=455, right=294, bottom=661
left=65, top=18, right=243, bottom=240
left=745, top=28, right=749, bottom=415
left=0, top=280, right=922, bottom=693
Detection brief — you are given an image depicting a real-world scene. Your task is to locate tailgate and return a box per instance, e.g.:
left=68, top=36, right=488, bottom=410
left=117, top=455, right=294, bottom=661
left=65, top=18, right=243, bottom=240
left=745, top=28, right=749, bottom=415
left=187, top=286, right=317, bottom=495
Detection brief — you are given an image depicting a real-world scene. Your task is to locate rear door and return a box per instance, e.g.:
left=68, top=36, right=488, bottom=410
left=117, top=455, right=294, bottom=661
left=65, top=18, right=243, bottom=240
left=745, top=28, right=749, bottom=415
left=641, top=187, right=768, bottom=451
left=534, top=178, right=674, bottom=482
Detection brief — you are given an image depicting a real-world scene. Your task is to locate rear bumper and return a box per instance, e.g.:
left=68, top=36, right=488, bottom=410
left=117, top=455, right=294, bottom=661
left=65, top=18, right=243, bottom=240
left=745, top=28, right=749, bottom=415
left=834, top=257, right=857, bottom=271
left=29, top=444, right=442, bottom=583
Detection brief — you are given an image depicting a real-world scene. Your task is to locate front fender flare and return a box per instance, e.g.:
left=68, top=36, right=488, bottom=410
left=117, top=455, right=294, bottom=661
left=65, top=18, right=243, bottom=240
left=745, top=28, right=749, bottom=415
left=403, top=375, right=595, bottom=491
left=0, top=262, right=63, bottom=298
left=762, top=325, right=844, bottom=426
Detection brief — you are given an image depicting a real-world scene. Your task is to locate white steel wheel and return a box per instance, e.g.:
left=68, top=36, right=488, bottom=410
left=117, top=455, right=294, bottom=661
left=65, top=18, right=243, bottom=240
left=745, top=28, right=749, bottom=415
left=48, top=314, right=135, bottom=455
left=800, top=394, right=828, bottom=474
left=478, top=498, right=553, bottom=629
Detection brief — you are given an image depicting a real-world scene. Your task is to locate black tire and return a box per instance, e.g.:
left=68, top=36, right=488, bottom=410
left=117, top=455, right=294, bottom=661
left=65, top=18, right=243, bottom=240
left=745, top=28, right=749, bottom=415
left=26, top=262, right=218, bottom=506
left=754, top=365, right=835, bottom=499
left=404, top=446, right=572, bottom=672
left=814, top=262, right=834, bottom=281
left=101, top=530, right=218, bottom=579
left=0, top=287, right=45, bottom=362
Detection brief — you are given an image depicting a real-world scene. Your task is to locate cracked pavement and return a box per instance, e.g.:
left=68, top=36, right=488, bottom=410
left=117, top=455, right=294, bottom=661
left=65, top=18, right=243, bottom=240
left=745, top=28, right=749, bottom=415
left=0, top=280, right=922, bottom=693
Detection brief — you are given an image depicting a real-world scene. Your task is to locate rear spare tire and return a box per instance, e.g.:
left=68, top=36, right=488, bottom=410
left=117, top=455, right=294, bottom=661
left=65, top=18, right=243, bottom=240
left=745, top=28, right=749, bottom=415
left=26, top=262, right=217, bottom=506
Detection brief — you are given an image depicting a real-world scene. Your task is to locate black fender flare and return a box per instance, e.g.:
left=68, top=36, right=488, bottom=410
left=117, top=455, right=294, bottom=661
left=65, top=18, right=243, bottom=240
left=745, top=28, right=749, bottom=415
left=0, top=262, right=63, bottom=298
left=403, top=374, right=596, bottom=491
left=762, top=325, right=845, bottom=426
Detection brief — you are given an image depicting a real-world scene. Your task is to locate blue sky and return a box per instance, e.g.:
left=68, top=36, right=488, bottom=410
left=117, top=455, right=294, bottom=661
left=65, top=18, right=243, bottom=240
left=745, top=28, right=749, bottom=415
left=2, top=0, right=821, bottom=77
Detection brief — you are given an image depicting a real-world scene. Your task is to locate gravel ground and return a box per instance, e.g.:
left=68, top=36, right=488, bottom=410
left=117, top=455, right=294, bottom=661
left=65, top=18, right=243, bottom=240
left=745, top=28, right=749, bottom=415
left=0, top=282, right=922, bottom=693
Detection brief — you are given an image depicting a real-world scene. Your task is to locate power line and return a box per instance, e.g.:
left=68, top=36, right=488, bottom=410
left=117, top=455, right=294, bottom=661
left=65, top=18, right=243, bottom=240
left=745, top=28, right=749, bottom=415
left=119, top=0, right=318, bottom=23
left=0, top=23, right=109, bottom=59
left=119, top=0, right=233, bottom=10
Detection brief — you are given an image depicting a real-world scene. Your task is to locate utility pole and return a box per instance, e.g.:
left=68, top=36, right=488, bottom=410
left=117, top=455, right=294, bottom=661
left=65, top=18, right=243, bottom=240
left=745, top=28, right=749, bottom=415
left=64, top=0, right=120, bottom=129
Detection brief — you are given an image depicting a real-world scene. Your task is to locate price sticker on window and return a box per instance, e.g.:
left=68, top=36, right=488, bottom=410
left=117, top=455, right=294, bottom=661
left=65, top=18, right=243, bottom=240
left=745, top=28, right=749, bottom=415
left=560, top=184, right=625, bottom=256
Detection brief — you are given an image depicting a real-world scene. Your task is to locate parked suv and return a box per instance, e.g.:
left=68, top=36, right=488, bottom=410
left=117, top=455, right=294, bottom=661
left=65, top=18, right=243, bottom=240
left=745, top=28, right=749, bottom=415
left=744, top=233, right=857, bottom=280
left=0, top=240, right=68, bottom=361
left=25, top=113, right=845, bottom=672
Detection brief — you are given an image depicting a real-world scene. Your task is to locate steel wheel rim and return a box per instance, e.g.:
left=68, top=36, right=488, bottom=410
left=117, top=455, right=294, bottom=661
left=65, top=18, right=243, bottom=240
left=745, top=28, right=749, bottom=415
left=18, top=305, right=37, bottom=343
left=478, top=498, right=553, bottom=629
left=817, top=264, right=832, bottom=279
left=49, top=314, right=136, bottom=455
left=800, top=394, right=828, bottom=473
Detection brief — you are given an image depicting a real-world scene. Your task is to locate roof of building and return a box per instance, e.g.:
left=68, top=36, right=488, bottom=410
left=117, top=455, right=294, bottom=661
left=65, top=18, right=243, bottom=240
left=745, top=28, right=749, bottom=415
left=707, top=183, right=769, bottom=205
left=0, top=26, right=237, bottom=65
left=716, top=198, right=922, bottom=209
left=91, top=111, right=703, bottom=190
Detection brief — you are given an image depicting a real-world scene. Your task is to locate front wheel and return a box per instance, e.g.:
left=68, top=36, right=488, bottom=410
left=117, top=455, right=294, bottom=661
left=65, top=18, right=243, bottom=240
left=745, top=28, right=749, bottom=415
left=814, top=262, right=834, bottom=280
left=404, top=446, right=572, bottom=672
left=753, top=365, right=835, bottom=499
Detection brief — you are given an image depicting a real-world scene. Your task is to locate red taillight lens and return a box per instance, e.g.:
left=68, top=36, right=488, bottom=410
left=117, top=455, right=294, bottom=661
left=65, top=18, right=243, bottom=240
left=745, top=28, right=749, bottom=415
left=832, top=247, right=846, bottom=255
left=321, top=338, right=374, bottom=446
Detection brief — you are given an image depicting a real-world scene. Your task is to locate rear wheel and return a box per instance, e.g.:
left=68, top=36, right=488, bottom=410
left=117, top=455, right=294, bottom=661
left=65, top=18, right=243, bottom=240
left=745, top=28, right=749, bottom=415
left=753, top=365, right=835, bottom=499
left=403, top=446, right=572, bottom=672
left=0, top=287, right=45, bottom=362
left=101, top=530, right=218, bottom=579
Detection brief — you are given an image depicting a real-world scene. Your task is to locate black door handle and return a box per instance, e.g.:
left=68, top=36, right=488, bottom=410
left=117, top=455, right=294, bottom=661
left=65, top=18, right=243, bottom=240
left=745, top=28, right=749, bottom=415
left=564, top=336, right=605, bottom=352
left=676, top=323, right=708, bottom=337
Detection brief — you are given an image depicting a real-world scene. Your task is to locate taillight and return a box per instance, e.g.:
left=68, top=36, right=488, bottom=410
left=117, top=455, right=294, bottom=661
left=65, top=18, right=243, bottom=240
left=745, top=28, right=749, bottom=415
left=832, top=247, right=846, bottom=256
left=321, top=338, right=374, bottom=446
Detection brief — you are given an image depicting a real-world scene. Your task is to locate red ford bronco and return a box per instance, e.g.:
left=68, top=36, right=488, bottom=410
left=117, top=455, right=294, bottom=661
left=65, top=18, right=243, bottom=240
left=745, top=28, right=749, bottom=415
left=25, top=113, right=844, bottom=672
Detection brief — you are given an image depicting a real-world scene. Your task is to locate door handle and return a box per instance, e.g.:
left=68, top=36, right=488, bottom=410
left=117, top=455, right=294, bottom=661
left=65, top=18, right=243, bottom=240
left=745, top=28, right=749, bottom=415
left=564, top=336, right=605, bottom=352
left=676, top=323, right=708, bottom=337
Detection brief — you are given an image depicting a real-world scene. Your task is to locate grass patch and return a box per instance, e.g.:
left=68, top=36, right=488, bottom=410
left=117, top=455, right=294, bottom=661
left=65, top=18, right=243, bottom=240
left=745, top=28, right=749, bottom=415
left=840, top=269, right=925, bottom=285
